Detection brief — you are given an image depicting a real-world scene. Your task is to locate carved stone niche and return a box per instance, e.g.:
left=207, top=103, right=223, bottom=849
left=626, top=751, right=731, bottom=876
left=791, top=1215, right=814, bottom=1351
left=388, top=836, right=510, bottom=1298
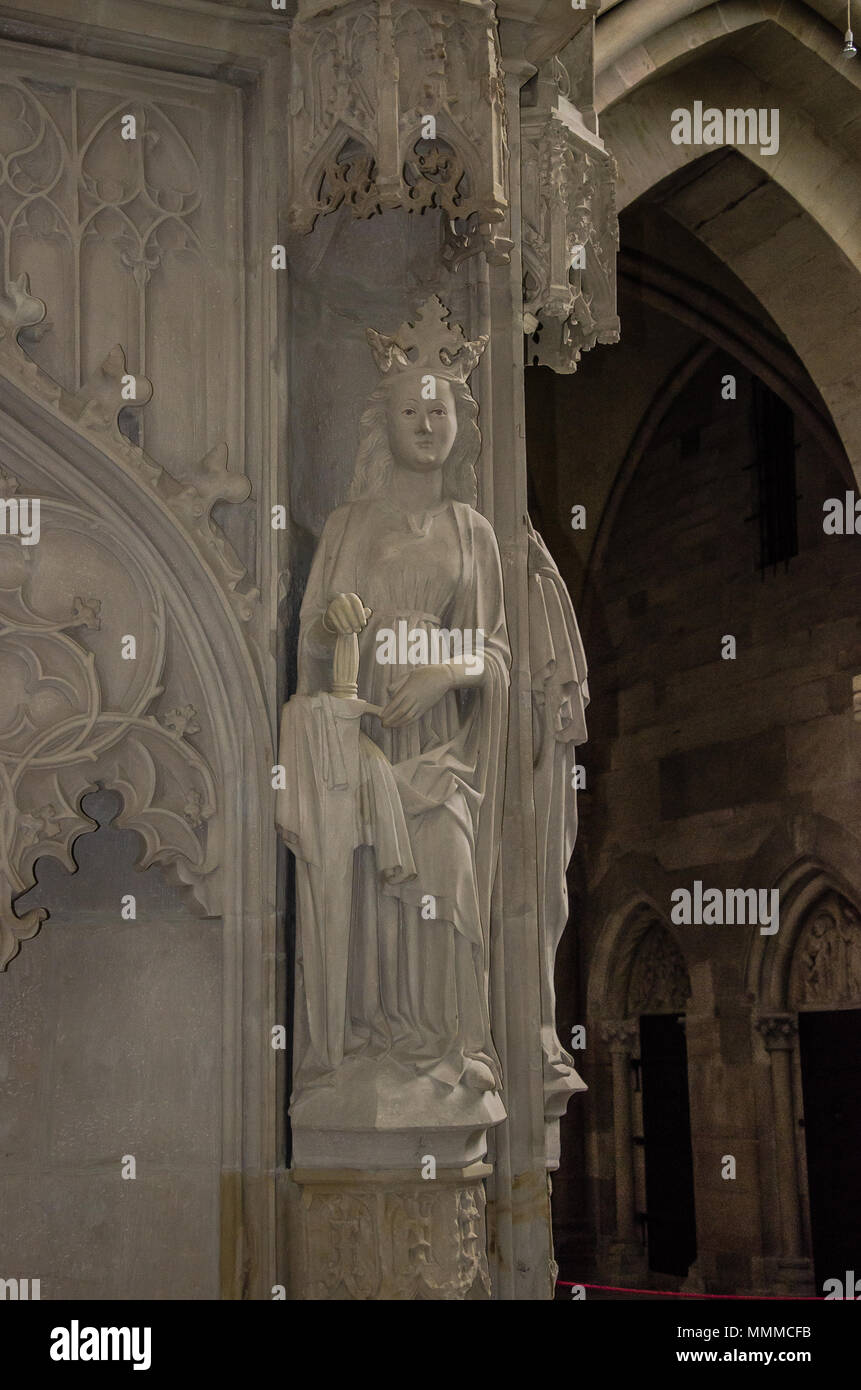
left=0, top=273, right=258, bottom=969
left=521, top=61, right=619, bottom=373
left=789, top=891, right=861, bottom=1009
left=287, top=0, right=512, bottom=266
left=626, top=919, right=691, bottom=1016
left=0, top=482, right=220, bottom=968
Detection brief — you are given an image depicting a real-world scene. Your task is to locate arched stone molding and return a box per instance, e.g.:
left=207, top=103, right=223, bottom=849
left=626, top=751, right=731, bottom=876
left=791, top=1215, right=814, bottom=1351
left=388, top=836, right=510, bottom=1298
left=626, top=917, right=693, bottom=1016
left=588, top=888, right=693, bottom=1280
left=617, top=252, right=848, bottom=472
left=595, top=49, right=861, bottom=482
left=584, top=848, right=692, bottom=1016
left=595, top=0, right=861, bottom=104
left=598, top=50, right=861, bottom=264
left=0, top=288, right=278, bottom=1299
left=744, top=816, right=861, bottom=1009
left=580, top=234, right=855, bottom=625
left=587, top=890, right=673, bottom=1018
left=743, top=821, right=861, bottom=1294
left=582, top=341, right=714, bottom=626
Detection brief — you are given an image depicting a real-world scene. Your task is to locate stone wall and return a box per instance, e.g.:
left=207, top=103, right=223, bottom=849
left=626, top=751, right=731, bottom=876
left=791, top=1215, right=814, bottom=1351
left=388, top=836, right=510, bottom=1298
left=0, top=5, right=283, bottom=1302
left=553, top=348, right=861, bottom=1292
left=1, top=795, right=221, bottom=1299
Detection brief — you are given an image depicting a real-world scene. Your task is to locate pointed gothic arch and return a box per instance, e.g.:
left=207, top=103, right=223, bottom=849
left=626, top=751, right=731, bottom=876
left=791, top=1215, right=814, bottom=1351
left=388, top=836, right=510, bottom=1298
left=742, top=839, right=861, bottom=1294
left=587, top=897, right=694, bottom=1281
left=0, top=296, right=278, bottom=1299
left=595, top=23, right=861, bottom=484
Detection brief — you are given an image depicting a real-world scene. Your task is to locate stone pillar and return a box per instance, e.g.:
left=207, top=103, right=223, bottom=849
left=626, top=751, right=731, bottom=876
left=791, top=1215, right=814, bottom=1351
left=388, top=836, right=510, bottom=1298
left=604, top=1020, right=637, bottom=1240
left=756, top=1014, right=813, bottom=1294
left=601, top=1019, right=643, bottom=1279
left=281, top=0, right=606, bottom=1301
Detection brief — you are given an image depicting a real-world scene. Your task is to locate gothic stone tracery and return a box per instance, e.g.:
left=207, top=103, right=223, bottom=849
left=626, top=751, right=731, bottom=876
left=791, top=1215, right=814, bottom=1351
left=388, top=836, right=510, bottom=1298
left=522, top=63, right=619, bottom=372
left=287, top=0, right=511, bottom=265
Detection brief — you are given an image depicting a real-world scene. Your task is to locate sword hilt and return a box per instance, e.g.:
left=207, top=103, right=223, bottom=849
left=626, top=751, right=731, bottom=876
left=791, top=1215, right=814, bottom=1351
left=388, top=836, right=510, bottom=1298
left=331, top=605, right=372, bottom=699
left=332, top=630, right=360, bottom=699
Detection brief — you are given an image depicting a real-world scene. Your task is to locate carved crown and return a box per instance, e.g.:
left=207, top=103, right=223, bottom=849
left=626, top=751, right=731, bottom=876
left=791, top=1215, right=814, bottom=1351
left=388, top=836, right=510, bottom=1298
left=367, top=296, right=487, bottom=384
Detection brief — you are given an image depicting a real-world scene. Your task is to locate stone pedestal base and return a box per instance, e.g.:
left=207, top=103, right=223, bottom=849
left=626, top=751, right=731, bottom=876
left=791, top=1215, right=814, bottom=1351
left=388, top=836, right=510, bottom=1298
left=749, top=1255, right=815, bottom=1297
left=290, top=1057, right=506, bottom=1169
left=773, top=1257, right=816, bottom=1297
left=600, top=1238, right=649, bottom=1290
left=681, top=1261, right=705, bottom=1294
left=287, top=1163, right=493, bottom=1300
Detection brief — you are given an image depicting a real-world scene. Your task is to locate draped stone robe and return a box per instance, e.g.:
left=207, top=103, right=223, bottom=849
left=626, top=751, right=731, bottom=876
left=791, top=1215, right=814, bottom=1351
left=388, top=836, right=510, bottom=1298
left=282, top=495, right=510, bottom=1100
left=527, top=518, right=589, bottom=1116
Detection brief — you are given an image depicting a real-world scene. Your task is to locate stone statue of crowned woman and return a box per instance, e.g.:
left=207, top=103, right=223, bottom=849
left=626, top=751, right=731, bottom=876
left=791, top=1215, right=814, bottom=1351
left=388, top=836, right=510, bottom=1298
left=278, top=297, right=511, bottom=1165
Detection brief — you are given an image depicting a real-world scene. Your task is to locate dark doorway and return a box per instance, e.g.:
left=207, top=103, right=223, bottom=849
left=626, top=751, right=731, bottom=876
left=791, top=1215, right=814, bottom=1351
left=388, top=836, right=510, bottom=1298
left=639, top=1013, right=697, bottom=1277
left=798, top=1009, right=861, bottom=1291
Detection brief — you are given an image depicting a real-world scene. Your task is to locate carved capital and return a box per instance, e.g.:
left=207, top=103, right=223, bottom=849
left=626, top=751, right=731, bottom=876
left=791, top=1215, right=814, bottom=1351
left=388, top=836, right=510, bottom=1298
left=756, top=1014, right=798, bottom=1051
left=521, top=66, right=619, bottom=373
left=287, top=0, right=511, bottom=266
left=601, top=1019, right=638, bottom=1054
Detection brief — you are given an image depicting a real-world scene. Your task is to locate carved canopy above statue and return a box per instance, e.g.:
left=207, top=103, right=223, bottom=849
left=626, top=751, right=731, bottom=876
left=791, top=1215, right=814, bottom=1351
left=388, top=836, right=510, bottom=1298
left=287, top=0, right=512, bottom=265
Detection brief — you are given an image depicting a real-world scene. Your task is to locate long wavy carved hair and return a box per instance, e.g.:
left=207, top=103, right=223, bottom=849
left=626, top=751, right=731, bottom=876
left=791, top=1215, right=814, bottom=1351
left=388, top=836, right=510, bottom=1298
left=349, top=375, right=480, bottom=505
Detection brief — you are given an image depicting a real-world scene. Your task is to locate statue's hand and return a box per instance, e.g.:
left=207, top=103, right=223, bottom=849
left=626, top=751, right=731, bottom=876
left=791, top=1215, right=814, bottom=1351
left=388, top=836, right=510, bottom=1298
left=380, top=666, right=455, bottom=727
left=322, top=593, right=371, bottom=636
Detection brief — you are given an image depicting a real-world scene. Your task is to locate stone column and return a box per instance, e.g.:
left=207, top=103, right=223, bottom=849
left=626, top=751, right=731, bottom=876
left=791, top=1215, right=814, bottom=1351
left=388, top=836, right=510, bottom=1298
left=282, top=0, right=604, bottom=1301
left=756, top=1015, right=801, bottom=1257
left=283, top=0, right=516, bottom=1301
left=601, top=1019, right=642, bottom=1276
left=756, top=1014, right=812, bottom=1294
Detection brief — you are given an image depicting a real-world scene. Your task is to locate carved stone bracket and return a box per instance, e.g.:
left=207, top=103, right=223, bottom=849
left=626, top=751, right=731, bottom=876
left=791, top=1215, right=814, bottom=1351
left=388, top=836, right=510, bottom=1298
left=601, top=1018, right=639, bottom=1054
left=755, top=1014, right=798, bottom=1051
left=0, top=274, right=258, bottom=623
left=521, top=64, right=619, bottom=373
left=287, top=0, right=512, bottom=265
left=289, top=1165, right=492, bottom=1300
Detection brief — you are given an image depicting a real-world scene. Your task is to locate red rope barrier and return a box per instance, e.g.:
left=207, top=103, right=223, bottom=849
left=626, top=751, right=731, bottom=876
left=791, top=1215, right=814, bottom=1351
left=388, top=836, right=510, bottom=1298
left=557, top=1280, right=823, bottom=1300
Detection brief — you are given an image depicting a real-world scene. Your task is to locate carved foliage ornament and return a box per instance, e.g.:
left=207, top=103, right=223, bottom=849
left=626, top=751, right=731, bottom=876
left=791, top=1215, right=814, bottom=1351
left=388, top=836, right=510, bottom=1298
left=288, top=0, right=512, bottom=266
left=626, top=920, right=691, bottom=1016
left=755, top=1014, right=798, bottom=1050
left=0, top=273, right=256, bottom=965
left=601, top=1019, right=638, bottom=1052
left=521, top=67, right=619, bottom=373
left=298, top=1179, right=490, bottom=1300
left=0, top=488, right=220, bottom=969
left=790, top=892, right=861, bottom=1008
left=0, top=275, right=257, bottom=622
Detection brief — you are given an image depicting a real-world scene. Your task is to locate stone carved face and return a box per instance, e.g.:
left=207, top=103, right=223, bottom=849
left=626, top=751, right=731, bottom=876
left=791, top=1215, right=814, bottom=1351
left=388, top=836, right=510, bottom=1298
left=385, top=373, right=457, bottom=473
